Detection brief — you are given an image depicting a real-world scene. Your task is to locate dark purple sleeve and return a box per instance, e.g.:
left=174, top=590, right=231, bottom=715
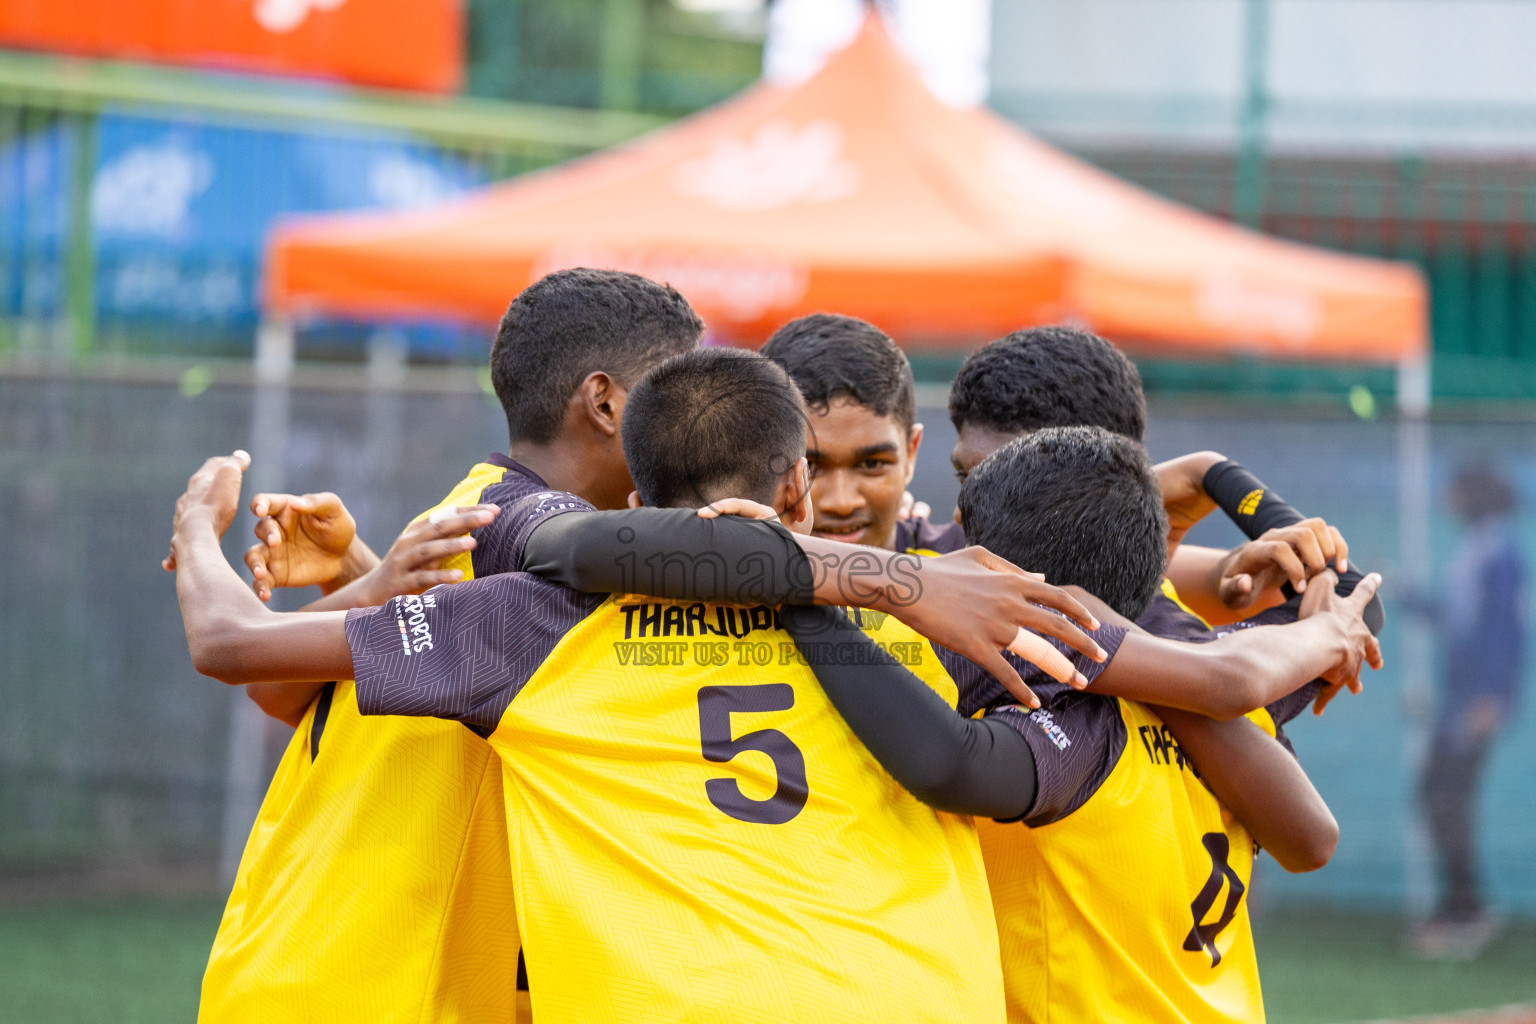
left=938, top=621, right=1129, bottom=718
left=471, top=485, right=596, bottom=577
left=344, top=573, right=602, bottom=736
left=989, top=691, right=1128, bottom=826
left=1210, top=603, right=1318, bottom=738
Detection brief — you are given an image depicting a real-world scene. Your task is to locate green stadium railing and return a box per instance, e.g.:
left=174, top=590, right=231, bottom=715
left=0, top=49, right=665, bottom=364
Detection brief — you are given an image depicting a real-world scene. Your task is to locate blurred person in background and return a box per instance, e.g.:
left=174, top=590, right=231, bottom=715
left=1409, top=463, right=1526, bottom=959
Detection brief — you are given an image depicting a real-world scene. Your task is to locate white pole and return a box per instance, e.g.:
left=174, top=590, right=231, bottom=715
left=220, top=316, right=295, bottom=887
left=1396, top=352, right=1434, bottom=923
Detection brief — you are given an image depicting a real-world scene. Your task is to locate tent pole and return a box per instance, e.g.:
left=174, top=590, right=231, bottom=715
left=1396, top=352, right=1433, bottom=924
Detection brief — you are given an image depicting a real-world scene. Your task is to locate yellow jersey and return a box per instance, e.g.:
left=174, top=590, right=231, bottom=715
left=345, top=494, right=1006, bottom=1024
left=979, top=695, right=1271, bottom=1024
left=200, top=455, right=547, bottom=1024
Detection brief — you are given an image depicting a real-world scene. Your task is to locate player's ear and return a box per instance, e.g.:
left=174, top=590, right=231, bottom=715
left=778, top=458, right=814, bottom=534
left=904, top=423, right=924, bottom=485
left=627, top=490, right=642, bottom=509
left=953, top=505, right=963, bottom=528
left=578, top=372, right=625, bottom=438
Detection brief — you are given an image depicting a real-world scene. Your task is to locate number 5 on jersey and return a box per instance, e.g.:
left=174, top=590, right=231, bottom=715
left=698, top=684, right=809, bottom=824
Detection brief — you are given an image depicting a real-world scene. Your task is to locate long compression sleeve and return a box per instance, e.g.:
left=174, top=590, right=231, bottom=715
left=1203, top=459, right=1384, bottom=636
left=524, top=507, right=1040, bottom=819
left=519, top=507, right=816, bottom=605
left=780, top=604, right=1038, bottom=819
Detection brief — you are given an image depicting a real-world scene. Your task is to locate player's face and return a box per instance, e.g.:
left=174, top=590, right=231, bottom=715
left=805, top=398, right=920, bottom=550
left=951, top=422, right=1021, bottom=485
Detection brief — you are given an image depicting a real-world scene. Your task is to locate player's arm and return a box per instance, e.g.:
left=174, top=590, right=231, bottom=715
left=1151, top=707, right=1337, bottom=872
left=781, top=605, right=1049, bottom=818
left=1159, top=453, right=1376, bottom=628
left=1078, top=572, right=1383, bottom=720
left=169, top=453, right=356, bottom=684
left=516, top=505, right=1109, bottom=706
left=243, top=507, right=499, bottom=726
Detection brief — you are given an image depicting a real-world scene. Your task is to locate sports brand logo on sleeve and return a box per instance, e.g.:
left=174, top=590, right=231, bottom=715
left=1236, top=489, right=1264, bottom=516
left=1029, top=708, right=1072, bottom=751
left=393, top=592, right=438, bottom=655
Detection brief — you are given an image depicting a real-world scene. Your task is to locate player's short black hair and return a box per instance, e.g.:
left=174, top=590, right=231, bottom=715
left=958, top=426, right=1167, bottom=620
left=948, top=325, right=1146, bottom=441
left=490, top=268, right=704, bottom=444
left=623, top=348, right=808, bottom=509
left=761, top=313, right=915, bottom=429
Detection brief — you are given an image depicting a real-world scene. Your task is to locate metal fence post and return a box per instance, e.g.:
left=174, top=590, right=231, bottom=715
left=65, top=109, right=96, bottom=361
left=1234, top=0, right=1270, bottom=229
left=600, top=0, right=645, bottom=111
left=1396, top=353, right=1434, bottom=923
left=221, top=317, right=297, bottom=886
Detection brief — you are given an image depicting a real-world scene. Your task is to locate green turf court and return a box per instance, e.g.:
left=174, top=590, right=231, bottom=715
left=0, top=898, right=1531, bottom=1023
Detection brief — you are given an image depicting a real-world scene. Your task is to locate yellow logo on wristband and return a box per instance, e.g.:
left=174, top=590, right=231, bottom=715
left=1237, top=489, right=1264, bottom=516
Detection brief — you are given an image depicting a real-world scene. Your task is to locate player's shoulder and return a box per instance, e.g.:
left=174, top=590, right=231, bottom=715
left=1135, top=582, right=1214, bottom=642
left=896, top=515, right=967, bottom=556
left=413, top=455, right=523, bottom=523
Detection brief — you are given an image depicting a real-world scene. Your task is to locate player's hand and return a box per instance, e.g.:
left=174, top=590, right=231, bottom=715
left=244, top=492, right=358, bottom=601
left=164, top=450, right=251, bottom=570
left=895, top=547, right=1107, bottom=709
left=1155, top=450, right=1226, bottom=549
left=1297, top=570, right=1384, bottom=714
left=1217, top=518, right=1351, bottom=610
left=898, top=490, right=932, bottom=522
left=697, top=498, right=779, bottom=522
left=348, top=505, right=501, bottom=604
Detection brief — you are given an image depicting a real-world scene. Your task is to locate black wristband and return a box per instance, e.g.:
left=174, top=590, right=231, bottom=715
left=1203, top=460, right=1302, bottom=538
left=1202, top=460, right=1383, bottom=636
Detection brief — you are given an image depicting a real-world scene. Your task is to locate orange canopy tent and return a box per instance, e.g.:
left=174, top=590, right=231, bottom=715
left=264, top=15, right=1426, bottom=362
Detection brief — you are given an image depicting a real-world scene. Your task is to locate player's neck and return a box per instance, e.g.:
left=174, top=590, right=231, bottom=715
left=505, top=440, right=626, bottom=510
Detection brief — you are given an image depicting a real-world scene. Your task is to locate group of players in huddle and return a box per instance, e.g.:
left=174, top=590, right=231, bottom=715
left=164, top=267, right=1384, bottom=1023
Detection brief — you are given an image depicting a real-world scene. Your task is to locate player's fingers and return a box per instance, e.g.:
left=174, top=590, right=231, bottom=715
left=975, top=649, right=1041, bottom=710
left=1366, top=634, right=1384, bottom=671
left=406, top=569, right=465, bottom=592
left=1005, top=570, right=1100, bottom=633
left=298, top=492, right=344, bottom=516
left=1262, top=541, right=1309, bottom=592
left=1346, top=572, right=1382, bottom=609
left=422, top=505, right=499, bottom=535
left=1287, top=524, right=1329, bottom=577
left=254, top=516, right=283, bottom=548
left=1011, top=601, right=1106, bottom=663
left=1326, top=525, right=1349, bottom=574
left=697, top=498, right=779, bottom=521
left=249, top=492, right=296, bottom=522
left=401, top=537, right=477, bottom=568
left=1247, top=540, right=1308, bottom=595
left=1218, top=572, right=1254, bottom=609
left=244, top=544, right=268, bottom=576
left=1008, top=628, right=1091, bottom=689
left=1294, top=518, right=1336, bottom=564
left=1313, top=682, right=1343, bottom=716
